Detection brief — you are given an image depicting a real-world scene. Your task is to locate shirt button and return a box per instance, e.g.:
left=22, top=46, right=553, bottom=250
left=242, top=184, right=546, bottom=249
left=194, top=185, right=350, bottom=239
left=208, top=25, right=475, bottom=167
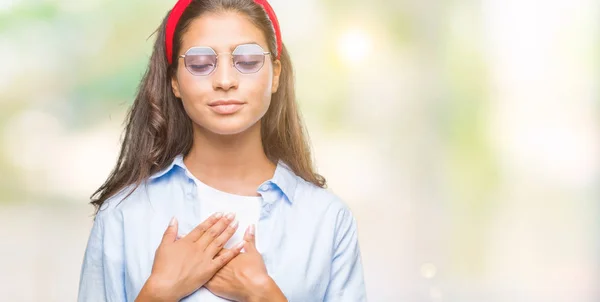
left=260, top=184, right=269, bottom=191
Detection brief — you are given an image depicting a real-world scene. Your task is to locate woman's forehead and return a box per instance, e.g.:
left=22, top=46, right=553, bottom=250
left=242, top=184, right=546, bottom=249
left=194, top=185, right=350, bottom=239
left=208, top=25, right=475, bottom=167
left=180, top=12, right=269, bottom=53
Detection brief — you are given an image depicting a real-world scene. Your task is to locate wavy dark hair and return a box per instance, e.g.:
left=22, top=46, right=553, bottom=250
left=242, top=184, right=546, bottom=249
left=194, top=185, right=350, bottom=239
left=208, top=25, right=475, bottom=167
left=91, top=0, right=326, bottom=213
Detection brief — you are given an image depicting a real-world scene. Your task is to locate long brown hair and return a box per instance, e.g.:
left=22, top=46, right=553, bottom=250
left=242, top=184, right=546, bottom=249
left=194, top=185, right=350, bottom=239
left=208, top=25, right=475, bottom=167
left=91, top=0, right=325, bottom=213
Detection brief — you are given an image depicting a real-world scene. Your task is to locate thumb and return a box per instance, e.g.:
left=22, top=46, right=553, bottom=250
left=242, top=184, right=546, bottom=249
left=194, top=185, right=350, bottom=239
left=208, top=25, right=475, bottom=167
left=243, top=224, right=258, bottom=253
left=161, top=216, right=178, bottom=244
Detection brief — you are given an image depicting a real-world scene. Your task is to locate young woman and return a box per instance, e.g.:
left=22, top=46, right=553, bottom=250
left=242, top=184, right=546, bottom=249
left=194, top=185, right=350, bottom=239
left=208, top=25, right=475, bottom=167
left=78, top=0, right=366, bottom=301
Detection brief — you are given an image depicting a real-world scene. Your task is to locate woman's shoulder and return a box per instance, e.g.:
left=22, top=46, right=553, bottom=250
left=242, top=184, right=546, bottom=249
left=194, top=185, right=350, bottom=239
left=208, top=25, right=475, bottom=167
left=292, top=176, right=355, bottom=217
left=95, top=182, right=148, bottom=219
left=275, top=162, right=348, bottom=211
left=290, top=178, right=359, bottom=241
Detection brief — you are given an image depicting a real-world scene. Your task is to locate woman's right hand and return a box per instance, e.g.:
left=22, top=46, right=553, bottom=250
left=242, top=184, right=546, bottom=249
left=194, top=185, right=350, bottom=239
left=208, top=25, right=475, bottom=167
left=136, top=212, right=245, bottom=302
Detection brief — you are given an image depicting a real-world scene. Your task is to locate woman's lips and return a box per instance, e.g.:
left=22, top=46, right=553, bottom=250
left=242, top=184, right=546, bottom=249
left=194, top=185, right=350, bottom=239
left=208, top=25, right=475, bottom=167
left=208, top=100, right=245, bottom=115
left=209, top=103, right=244, bottom=114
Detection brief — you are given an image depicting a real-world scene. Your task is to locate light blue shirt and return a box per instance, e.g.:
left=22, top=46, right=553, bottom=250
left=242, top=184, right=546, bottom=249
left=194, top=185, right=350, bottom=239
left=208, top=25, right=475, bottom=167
left=78, top=155, right=367, bottom=301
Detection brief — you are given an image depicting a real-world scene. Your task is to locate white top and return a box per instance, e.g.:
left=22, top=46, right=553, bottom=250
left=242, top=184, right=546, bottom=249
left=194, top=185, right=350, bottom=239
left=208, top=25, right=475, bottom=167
left=191, top=176, right=262, bottom=302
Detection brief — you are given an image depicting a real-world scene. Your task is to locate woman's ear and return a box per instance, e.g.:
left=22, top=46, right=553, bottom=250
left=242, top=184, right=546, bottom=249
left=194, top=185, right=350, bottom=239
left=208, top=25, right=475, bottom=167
left=271, top=60, right=282, bottom=93
left=171, top=75, right=181, bottom=98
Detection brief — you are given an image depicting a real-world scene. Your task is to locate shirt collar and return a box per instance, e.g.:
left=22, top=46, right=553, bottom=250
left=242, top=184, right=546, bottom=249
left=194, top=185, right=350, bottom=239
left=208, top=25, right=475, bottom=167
left=148, top=154, right=187, bottom=180
left=267, top=161, right=297, bottom=204
left=148, top=154, right=297, bottom=203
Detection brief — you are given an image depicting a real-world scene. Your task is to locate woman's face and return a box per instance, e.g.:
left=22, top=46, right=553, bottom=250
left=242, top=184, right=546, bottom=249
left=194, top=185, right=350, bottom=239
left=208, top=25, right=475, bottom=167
left=171, top=11, right=281, bottom=136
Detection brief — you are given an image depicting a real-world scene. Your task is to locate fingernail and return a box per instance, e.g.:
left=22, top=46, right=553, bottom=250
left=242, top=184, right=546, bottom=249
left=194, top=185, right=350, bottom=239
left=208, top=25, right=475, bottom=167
left=229, top=219, right=239, bottom=228
left=169, top=216, right=177, bottom=226
left=234, top=240, right=246, bottom=249
left=225, top=212, right=236, bottom=220
left=248, top=224, right=255, bottom=236
left=214, top=212, right=223, bottom=219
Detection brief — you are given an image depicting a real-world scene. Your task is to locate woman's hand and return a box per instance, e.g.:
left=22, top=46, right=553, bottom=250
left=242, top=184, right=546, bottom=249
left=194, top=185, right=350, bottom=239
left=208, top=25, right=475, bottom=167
left=205, top=225, right=287, bottom=302
left=136, top=212, right=246, bottom=302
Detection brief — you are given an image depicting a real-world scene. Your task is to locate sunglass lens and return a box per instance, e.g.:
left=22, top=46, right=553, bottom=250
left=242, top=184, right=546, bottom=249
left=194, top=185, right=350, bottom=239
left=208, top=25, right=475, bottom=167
left=185, top=54, right=217, bottom=76
left=233, top=54, right=265, bottom=74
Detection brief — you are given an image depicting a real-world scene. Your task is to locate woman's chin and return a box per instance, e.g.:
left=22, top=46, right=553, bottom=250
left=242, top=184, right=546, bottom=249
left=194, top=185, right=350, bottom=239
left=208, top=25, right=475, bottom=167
left=202, top=119, right=258, bottom=136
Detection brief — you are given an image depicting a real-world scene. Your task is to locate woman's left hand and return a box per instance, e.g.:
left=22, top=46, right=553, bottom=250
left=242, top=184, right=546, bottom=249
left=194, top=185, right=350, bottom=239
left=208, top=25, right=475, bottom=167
left=205, top=225, right=287, bottom=302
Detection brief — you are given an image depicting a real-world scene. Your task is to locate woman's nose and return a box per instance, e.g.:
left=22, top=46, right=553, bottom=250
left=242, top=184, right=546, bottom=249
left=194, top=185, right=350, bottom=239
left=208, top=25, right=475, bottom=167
left=212, top=58, right=239, bottom=91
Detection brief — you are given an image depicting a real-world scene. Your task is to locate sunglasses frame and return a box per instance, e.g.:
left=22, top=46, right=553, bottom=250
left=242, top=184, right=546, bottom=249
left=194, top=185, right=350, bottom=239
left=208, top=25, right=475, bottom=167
left=178, top=43, right=272, bottom=76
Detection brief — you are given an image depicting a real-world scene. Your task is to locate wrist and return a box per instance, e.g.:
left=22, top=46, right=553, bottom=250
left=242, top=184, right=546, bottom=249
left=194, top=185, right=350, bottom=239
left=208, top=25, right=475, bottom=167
left=136, top=275, right=178, bottom=302
left=245, top=275, right=286, bottom=302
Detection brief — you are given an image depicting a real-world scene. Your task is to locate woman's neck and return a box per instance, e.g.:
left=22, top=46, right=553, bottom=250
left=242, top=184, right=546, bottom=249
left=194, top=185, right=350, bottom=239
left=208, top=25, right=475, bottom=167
left=183, top=122, right=276, bottom=196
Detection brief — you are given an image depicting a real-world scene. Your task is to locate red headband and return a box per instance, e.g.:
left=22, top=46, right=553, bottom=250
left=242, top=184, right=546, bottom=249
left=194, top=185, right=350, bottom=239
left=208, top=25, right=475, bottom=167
left=165, top=0, right=282, bottom=65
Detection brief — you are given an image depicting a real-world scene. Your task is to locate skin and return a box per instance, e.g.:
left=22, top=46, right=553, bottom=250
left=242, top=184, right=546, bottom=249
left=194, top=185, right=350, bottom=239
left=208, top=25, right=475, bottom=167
left=204, top=225, right=285, bottom=302
left=137, top=213, right=245, bottom=302
left=136, top=11, right=286, bottom=302
left=173, top=11, right=281, bottom=198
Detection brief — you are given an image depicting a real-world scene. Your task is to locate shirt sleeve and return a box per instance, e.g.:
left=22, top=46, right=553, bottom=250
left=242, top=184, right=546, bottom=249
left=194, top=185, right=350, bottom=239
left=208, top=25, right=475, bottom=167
left=324, top=207, right=368, bottom=301
left=78, top=206, right=126, bottom=302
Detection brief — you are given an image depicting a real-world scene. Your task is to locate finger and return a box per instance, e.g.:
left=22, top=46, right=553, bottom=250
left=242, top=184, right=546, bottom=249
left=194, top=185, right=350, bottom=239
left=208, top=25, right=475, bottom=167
left=215, top=248, right=231, bottom=257
left=205, top=219, right=239, bottom=256
left=183, top=212, right=223, bottom=242
left=161, top=216, right=178, bottom=245
left=243, top=224, right=258, bottom=253
left=211, top=240, right=245, bottom=270
left=196, top=212, right=236, bottom=249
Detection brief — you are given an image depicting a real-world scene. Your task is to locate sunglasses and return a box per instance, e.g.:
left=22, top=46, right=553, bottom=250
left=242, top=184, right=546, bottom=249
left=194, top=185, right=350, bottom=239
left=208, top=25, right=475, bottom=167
left=178, top=43, right=271, bottom=76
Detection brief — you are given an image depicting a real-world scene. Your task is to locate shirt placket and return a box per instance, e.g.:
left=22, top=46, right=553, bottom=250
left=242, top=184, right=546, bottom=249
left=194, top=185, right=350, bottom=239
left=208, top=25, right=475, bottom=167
left=256, top=182, right=279, bottom=264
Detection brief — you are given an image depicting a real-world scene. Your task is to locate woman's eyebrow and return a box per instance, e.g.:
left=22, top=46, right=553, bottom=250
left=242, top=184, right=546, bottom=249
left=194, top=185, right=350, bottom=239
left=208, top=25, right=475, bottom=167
left=184, top=41, right=261, bottom=53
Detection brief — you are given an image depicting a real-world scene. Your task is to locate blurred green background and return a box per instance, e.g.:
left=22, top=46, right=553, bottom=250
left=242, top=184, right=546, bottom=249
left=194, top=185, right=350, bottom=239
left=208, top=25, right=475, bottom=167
left=0, top=0, right=598, bottom=301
